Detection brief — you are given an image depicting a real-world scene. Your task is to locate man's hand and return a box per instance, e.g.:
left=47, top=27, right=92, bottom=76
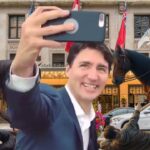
left=11, top=6, right=74, bottom=77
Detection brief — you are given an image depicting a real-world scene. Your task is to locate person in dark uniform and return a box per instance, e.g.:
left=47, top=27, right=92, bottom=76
left=100, top=102, right=150, bottom=150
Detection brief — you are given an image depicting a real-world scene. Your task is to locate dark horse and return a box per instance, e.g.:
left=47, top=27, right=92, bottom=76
left=112, top=46, right=150, bottom=86
left=0, top=60, right=11, bottom=89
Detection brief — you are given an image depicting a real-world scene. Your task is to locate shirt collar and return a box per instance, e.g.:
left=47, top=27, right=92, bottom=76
left=65, top=85, right=95, bottom=121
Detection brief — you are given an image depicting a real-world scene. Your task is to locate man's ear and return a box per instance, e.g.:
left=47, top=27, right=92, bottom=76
left=65, top=65, right=70, bottom=77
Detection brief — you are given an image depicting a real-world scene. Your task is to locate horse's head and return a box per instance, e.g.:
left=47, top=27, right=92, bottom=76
left=112, top=46, right=131, bottom=85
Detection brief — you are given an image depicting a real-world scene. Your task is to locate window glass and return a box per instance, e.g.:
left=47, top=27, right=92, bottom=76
left=10, top=28, right=17, bottom=39
left=36, top=55, right=41, bottom=61
left=52, top=53, right=65, bottom=67
left=18, top=16, right=25, bottom=26
left=9, top=15, right=25, bottom=39
left=10, top=16, right=17, bottom=27
left=134, top=15, right=150, bottom=38
left=128, top=109, right=134, bottom=113
left=9, top=53, right=16, bottom=60
left=112, top=110, right=120, bottom=116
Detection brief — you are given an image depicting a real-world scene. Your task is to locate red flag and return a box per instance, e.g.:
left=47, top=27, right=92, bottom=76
left=65, top=0, right=80, bottom=52
left=115, top=8, right=127, bottom=49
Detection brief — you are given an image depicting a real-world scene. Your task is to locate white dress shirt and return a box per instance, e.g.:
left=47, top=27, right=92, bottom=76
left=6, top=66, right=95, bottom=150
left=65, top=85, right=95, bottom=150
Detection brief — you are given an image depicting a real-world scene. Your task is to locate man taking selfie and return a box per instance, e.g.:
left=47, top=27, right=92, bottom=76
left=4, top=6, right=113, bottom=150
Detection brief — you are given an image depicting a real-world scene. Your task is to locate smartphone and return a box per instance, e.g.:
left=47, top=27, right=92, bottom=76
left=43, top=10, right=106, bottom=43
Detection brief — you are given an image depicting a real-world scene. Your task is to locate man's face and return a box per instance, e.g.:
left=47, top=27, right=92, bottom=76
left=66, top=48, right=109, bottom=103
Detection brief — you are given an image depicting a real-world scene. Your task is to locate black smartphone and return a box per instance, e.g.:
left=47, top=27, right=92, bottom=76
left=43, top=10, right=106, bottom=43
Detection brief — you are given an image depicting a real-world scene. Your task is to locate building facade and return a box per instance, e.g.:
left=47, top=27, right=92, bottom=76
left=0, top=0, right=150, bottom=112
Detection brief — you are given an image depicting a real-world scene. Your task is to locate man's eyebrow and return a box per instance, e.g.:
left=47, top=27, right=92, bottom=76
left=79, top=61, right=91, bottom=64
left=79, top=61, right=108, bottom=68
left=97, top=64, right=109, bottom=69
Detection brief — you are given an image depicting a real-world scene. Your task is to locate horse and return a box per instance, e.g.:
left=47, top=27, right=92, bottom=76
left=112, top=46, right=150, bottom=86
left=0, top=60, right=11, bottom=89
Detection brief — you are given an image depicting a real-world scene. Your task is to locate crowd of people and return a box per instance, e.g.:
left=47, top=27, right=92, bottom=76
left=0, top=5, right=149, bottom=150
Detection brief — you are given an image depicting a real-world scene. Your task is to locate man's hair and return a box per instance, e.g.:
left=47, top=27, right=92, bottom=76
left=67, top=42, right=113, bottom=71
left=104, top=125, right=120, bottom=139
left=102, top=126, right=121, bottom=150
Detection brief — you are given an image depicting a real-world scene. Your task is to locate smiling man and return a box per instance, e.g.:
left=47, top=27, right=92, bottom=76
left=4, top=6, right=113, bottom=150
left=66, top=43, right=112, bottom=114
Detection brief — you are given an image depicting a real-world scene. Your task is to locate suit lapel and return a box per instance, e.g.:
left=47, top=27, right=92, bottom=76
left=58, top=88, right=83, bottom=150
left=88, top=119, right=98, bottom=150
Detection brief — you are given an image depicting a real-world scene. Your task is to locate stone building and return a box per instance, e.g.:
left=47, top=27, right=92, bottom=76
left=0, top=0, right=150, bottom=112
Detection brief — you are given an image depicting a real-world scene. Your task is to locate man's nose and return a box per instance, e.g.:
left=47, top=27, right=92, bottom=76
left=87, top=69, right=99, bottom=80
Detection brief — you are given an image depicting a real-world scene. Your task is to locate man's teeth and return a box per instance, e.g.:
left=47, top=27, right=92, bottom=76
left=83, top=83, right=97, bottom=89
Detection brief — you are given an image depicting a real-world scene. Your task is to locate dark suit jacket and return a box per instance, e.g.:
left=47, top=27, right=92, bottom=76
left=4, top=83, right=98, bottom=150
